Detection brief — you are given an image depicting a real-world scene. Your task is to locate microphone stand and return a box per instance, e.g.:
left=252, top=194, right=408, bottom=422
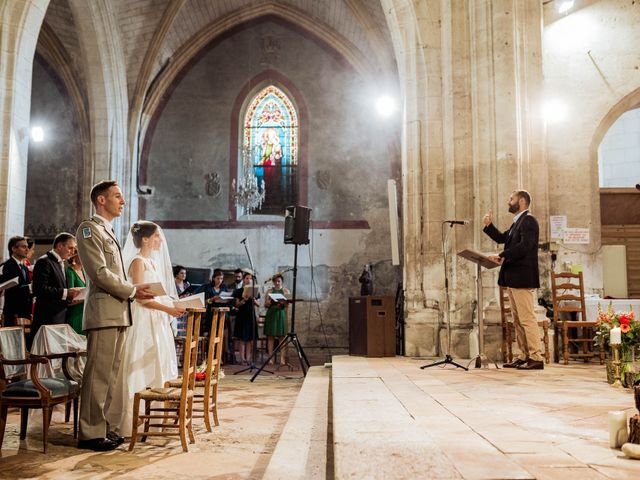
left=421, top=221, right=468, bottom=371
left=252, top=243, right=310, bottom=381
left=235, top=238, right=273, bottom=376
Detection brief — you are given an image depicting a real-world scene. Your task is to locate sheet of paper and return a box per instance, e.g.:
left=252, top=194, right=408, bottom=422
left=0, top=276, right=19, bottom=292
left=75, top=287, right=87, bottom=301
left=173, top=292, right=205, bottom=309
left=268, top=292, right=288, bottom=301
left=135, top=282, right=167, bottom=296
left=549, top=215, right=567, bottom=240
left=563, top=227, right=590, bottom=244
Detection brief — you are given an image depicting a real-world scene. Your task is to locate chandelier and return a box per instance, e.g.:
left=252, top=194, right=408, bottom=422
left=232, top=144, right=266, bottom=215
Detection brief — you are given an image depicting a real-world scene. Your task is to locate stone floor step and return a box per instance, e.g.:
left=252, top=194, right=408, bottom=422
left=263, top=365, right=331, bottom=480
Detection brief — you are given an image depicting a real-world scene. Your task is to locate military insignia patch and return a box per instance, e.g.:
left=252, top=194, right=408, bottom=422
left=82, top=227, right=92, bottom=239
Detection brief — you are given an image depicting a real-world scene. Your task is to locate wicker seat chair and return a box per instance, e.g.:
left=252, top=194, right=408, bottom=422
left=128, top=308, right=204, bottom=452
left=165, top=307, right=227, bottom=432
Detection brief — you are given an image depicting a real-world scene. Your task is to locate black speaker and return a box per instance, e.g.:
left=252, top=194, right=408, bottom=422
left=284, top=205, right=311, bottom=245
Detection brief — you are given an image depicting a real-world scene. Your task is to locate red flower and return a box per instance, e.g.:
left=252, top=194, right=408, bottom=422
left=619, top=315, right=631, bottom=326
left=621, top=323, right=631, bottom=334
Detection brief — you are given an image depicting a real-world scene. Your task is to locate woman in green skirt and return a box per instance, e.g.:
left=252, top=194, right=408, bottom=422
left=264, top=273, right=290, bottom=366
left=65, top=251, right=86, bottom=334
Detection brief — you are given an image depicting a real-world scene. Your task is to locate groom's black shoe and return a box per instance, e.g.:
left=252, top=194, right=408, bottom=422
left=503, top=358, right=527, bottom=368
left=77, top=437, right=118, bottom=451
left=107, top=431, right=125, bottom=446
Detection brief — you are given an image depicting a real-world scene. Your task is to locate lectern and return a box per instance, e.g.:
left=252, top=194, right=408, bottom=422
left=457, top=249, right=501, bottom=368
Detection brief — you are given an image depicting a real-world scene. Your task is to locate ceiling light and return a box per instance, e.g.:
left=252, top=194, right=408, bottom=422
left=31, top=126, right=44, bottom=142
left=375, top=95, right=396, bottom=117
left=543, top=99, right=568, bottom=124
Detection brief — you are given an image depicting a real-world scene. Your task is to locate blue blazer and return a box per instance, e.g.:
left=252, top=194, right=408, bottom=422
left=483, top=211, right=540, bottom=289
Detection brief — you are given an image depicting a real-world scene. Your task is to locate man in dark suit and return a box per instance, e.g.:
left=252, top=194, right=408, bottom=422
left=0, top=236, right=33, bottom=326
left=483, top=190, right=543, bottom=370
left=29, top=232, right=82, bottom=347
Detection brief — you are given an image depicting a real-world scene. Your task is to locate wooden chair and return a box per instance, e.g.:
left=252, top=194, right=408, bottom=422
left=499, top=287, right=550, bottom=364
left=499, top=288, right=515, bottom=363
left=0, top=326, right=81, bottom=453
left=128, top=308, right=204, bottom=452
left=551, top=272, right=603, bottom=365
left=166, top=307, right=227, bottom=432
left=14, top=317, right=31, bottom=342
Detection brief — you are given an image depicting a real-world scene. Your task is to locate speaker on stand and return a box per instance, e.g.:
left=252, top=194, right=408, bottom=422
left=284, top=206, right=311, bottom=245
left=252, top=205, right=312, bottom=380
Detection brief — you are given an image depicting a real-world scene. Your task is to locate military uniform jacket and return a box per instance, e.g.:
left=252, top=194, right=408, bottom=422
left=76, top=216, right=134, bottom=330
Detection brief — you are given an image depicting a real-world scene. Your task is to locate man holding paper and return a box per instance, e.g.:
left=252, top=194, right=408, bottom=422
left=482, top=190, right=544, bottom=370
left=76, top=181, right=155, bottom=451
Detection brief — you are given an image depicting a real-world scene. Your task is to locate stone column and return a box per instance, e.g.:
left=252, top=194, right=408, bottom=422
left=384, top=0, right=547, bottom=358
left=68, top=0, right=131, bottom=233
left=0, top=0, right=48, bottom=249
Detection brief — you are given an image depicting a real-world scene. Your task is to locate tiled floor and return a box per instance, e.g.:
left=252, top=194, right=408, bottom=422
left=0, top=369, right=304, bottom=479
left=332, top=356, right=640, bottom=479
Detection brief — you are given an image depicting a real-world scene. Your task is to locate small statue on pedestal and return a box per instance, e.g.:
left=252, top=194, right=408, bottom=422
left=358, top=264, right=373, bottom=296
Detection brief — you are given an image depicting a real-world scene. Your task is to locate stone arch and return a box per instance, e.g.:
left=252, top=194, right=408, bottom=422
left=139, top=4, right=375, bottom=146
left=0, top=0, right=50, bottom=248
left=34, top=23, right=91, bottom=230
left=66, top=0, right=131, bottom=231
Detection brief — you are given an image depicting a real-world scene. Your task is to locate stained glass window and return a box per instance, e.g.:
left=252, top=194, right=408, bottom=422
left=242, top=85, right=298, bottom=215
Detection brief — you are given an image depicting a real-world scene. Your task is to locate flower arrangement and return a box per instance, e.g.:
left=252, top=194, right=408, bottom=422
left=595, top=303, right=639, bottom=358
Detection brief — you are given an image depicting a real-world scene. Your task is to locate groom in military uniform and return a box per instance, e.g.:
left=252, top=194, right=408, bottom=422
left=76, top=180, right=154, bottom=451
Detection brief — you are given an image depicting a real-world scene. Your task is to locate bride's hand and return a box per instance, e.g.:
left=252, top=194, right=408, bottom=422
left=166, top=306, right=186, bottom=317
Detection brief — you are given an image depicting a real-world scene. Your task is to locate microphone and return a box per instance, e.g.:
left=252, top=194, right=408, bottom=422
left=240, top=238, right=247, bottom=244
left=444, top=220, right=469, bottom=225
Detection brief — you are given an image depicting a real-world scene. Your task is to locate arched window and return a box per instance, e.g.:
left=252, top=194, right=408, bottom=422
left=242, top=85, right=298, bottom=215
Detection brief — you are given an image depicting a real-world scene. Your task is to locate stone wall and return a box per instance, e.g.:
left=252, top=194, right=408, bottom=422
left=143, top=18, right=402, bottom=356
left=543, top=0, right=640, bottom=295
left=25, top=55, right=83, bottom=239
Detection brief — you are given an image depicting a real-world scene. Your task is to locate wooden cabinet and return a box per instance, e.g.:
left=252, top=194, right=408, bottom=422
left=348, top=296, right=396, bottom=357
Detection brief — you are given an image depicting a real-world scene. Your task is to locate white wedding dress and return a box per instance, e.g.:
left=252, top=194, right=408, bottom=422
left=106, top=255, right=178, bottom=437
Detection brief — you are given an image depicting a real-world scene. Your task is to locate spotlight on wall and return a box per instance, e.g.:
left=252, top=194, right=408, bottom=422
left=555, top=0, right=575, bottom=14
left=542, top=99, right=568, bottom=124
left=31, top=126, right=44, bottom=143
left=375, top=95, right=396, bottom=117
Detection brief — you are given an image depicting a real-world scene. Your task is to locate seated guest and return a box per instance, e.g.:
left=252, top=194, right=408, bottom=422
left=66, top=250, right=86, bottom=334
left=0, top=236, right=33, bottom=326
left=29, top=233, right=83, bottom=347
left=197, top=269, right=230, bottom=339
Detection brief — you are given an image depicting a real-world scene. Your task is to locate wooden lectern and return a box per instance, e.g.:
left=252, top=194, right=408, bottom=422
left=457, top=249, right=501, bottom=368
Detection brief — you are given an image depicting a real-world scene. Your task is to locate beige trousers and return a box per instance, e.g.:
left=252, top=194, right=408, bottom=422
left=79, top=326, right=127, bottom=440
left=507, top=288, right=543, bottom=362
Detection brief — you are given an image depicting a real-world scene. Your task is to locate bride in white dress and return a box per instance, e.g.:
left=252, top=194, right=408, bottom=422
left=106, top=221, right=185, bottom=437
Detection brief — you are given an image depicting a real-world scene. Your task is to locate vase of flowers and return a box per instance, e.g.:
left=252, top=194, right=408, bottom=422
left=595, top=303, right=640, bottom=386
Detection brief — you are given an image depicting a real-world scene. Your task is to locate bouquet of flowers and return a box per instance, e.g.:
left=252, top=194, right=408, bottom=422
left=595, top=303, right=640, bottom=358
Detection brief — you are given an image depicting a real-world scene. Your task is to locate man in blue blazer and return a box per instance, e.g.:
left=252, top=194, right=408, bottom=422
left=0, top=236, right=33, bottom=326
left=483, top=190, right=543, bottom=370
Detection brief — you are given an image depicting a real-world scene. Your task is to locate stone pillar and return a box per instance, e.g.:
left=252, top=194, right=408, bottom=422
left=68, top=0, right=131, bottom=233
left=384, top=0, right=547, bottom=358
left=0, top=0, right=48, bottom=249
